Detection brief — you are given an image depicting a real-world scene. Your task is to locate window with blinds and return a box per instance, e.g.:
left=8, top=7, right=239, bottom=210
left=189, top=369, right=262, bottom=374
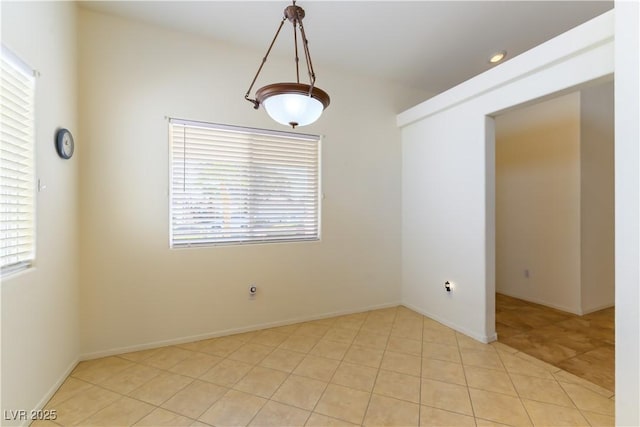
left=169, top=119, right=321, bottom=248
left=1, top=46, right=36, bottom=275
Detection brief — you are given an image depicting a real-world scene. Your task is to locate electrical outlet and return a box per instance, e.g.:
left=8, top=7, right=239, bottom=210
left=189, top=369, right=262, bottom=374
left=249, top=285, right=257, bottom=295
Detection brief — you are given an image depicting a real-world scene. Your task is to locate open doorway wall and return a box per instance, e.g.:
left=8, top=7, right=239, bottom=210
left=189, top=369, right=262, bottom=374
left=580, top=82, right=615, bottom=313
left=494, top=83, right=614, bottom=315
left=495, top=92, right=583, bottom=313
left=493, top=83, right=615, bottom=391
left=398, top=9, right=639, bottom=422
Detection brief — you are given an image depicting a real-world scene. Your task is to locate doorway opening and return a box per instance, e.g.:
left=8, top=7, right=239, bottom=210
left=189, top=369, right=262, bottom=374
left=492, top=81, right=615, bottom=392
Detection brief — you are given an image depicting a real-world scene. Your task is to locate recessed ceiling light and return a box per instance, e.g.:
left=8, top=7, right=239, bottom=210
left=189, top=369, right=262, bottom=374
left=489, top=50, right=507, bottom=64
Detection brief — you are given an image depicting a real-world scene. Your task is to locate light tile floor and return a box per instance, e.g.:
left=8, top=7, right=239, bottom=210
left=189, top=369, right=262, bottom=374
left=37, top=306, right=615, bottom=426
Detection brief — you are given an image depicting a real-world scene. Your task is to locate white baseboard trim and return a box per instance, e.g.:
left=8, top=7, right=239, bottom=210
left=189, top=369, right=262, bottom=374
left=581, top=302, right=615, bottom=315
left=401, top=302, right=497, bottom=344
left=80, top=301, right=401, bottom=360
left=21, top=357, right=80, bottom=427
left=496, top=290, right=582, bottom=315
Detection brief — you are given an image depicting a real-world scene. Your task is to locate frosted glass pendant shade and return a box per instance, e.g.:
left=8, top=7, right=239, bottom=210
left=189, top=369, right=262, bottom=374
left=256, top=83, right=330, bottom=128
left=263, top=93, right=323, bottom=127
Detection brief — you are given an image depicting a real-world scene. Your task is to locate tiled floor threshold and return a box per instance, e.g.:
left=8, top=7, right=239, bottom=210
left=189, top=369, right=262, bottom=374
left=36, top=306, right=615, bottom=426
left=496, top=293, right=615, bottom=392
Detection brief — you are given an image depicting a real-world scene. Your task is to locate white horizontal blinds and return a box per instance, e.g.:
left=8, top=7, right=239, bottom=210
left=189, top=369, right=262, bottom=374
left=0, top=47, right=35, bottom=273
left=170, top=119, right=320, bottom=247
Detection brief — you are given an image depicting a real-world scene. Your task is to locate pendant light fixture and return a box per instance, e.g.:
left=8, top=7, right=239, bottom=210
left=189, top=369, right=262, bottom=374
left=244, top=1, right=330, bottom=128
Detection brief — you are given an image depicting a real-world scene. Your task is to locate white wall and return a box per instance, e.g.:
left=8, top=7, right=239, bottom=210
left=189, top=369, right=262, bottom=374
left=495, top=84, right=615, bottom=315
left=614, top=1, right=639, bottom=425
left=399, top=5, right=640, bottom=423
left=580, top=82, right=615, bottom=314
left=0, top=2, right=79, bottom=425
left=398, top=10, right=614, bottom=344
left=401, top=107, right=492, bottom=340
left=495, top=93, right=582, bottom=313
left=77, top=8, right=429, bottom=358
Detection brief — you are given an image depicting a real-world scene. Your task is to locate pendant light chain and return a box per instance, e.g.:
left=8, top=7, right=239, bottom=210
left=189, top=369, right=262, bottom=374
left=292, top=0, right=300, bottom=84
left=244, top=16, right=287, bottom=109
left=298, top=22, right=316, bottom=95
left=293, top=17, right=300, bottom=84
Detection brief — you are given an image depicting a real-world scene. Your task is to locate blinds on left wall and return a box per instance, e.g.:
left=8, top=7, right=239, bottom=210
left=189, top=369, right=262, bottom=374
left=1, top=46, right=36, bottom=275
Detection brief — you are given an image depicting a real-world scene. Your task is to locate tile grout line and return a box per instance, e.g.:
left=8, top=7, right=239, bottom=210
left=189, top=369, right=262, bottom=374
left=496, top=343, right=537, bottom=427
left=48, top=305, right=612, bottom=427
left=70, top=373, right=196, bottom=426
left=358, top=307, right=397, bottom=426
left=118, top=358, right=202, bottom=423
left=453, top=332, right=480, bottom=426
left=144, top=347, right=234, bottom=423
left=67, top=355, right=190, bottom=425
left=158, top=332, right=284, bottom=424
left=236, top=325, right=327, bottom=426
left=556, top=379, right=615, bottom=423
left=496, top=294, right=614, bottom=393
left=260, top=324, right=328, bottom=427
left=60, top=315, right=360, bottom=425
left=494, top=346, right=606, bottom=415
left=304, top=331, right=352, bottom=424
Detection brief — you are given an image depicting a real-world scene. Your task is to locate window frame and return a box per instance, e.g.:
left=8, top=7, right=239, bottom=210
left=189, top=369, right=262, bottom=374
left=168, top=118, right=322, bottom=249
left=1, top=45, right=36, bottom=277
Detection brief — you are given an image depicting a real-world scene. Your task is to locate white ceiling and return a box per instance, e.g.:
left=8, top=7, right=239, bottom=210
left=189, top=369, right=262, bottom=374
left=79, top=1, right=612, bottom=94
